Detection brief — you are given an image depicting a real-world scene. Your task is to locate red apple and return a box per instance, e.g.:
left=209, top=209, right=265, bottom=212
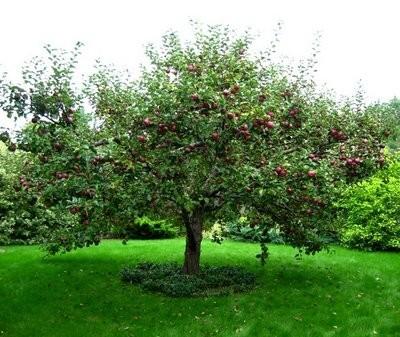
left=169, top=122, right=177, bottom=132
left=143, top=117, right=152, bottom=127
left=239, top=124, right=249, bottom=131
left=289, top=108, right=299, bottom=117
left=231, top=84, right=240, bottom=94
left=222, top=89, right=230, bottom=97
left=158, top=124, right=168, bottom=134
left=53, top=142, right=63, bottom=151
left=307, top=170, right=317, bottom=178
left=190, top=93, right=199, bottom=101
left=275, top=166, right=287, bottom=177
left=241, top=130, right=251, bottom=141
left=211, top=132, right=220, bottom=142
left=187, top=63, right=197, bottom=72
left=227, top=112, right=235, bottom=120
left=265, top=121, right=274, bottom=129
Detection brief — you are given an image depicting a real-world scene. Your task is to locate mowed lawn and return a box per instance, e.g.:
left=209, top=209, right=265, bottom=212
left=0, top=239, right=399, bottom=337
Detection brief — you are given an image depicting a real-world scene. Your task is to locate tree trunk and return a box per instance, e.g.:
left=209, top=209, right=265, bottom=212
left=182, top=209, right=203, bottom=275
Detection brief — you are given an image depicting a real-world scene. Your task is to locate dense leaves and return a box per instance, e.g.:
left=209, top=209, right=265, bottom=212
left=110, top=215, right=179, bottom=239
left=337, top=155, right=400, bottom=251
left=121, top=262, right=256, bottom=297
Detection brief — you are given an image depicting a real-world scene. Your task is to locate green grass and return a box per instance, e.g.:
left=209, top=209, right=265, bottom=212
left=0, top=239, right=399, bottom=337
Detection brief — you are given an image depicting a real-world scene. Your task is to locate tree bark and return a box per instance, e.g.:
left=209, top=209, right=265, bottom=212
left=182, top=209, right=203, bottom=275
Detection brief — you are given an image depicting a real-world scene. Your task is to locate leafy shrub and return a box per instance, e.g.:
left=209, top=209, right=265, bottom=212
left=214, top=217, right=285, bottom=244
left=112, top=216, right=178, bottom=239
left=121, top=262, right=256, bottom=297
left=337, top=156, right=400, bottom=251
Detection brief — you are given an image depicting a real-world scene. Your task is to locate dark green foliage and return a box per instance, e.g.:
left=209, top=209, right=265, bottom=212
left=337, top=155, right=400, bottom=251
left=383, top=98, right=400, bottom=150
left=121, top=262, right=256, bottom=297
left=225, top=217, right=285, bottom=244
left=112, top=216, right=179, bottom=239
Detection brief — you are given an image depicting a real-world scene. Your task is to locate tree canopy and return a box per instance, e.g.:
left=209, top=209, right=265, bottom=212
left=0, top=25, right=393, bottom=273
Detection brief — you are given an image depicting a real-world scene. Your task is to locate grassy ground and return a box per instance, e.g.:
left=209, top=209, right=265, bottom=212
left=0, top=239, right=399, bottom=337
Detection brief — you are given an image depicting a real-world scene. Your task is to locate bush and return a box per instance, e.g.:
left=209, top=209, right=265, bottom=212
left=337, top=156, right=400, bottom=251
left=112, top=216, right=178, bottom=240
left=211, top=217, right=285, bottom=244
left=121, top=262, right=256, bottom=297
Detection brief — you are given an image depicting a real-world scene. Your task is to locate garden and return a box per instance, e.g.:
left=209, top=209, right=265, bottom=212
left=0, top=24, right=399, bottom=337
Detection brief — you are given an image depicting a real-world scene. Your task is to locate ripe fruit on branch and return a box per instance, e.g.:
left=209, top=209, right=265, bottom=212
left=143, top=117, right=152, bottom=127
left=265, top=121, right=274, bottom=129
left=91, top=156, right=104, bottom=165
left=82, top=219, right=90, bottom=226
left=31, top=116, right=40, bottom=123
left=53, top=142, right=63, bottom=151
left=80, top=188, right=96, bottom=198
left=201, top=102, right=211, bottom=110
left=227, top=112, right=235, bottom=120
left=238, top=124, right=250, bottom=140
left=158, top=123, right=168, bottom=134
left=222, top=89, right=230, bottom=97
left=253, top=118, right=262, bottom=127
left=185, top=144, right=196, bottom=153
left=289, top=108, right=299, bottom=117
left=259, top=94, right=267, bottom=103
left=241, top=130, right=251, bottom=141
left=69, top=206, right=80, bottom=214
left=19, top=176, right=30, bottom=189
left=55, top=171, right=69, bottom=180
left=211, top=102, right=218, bottom=110
left=137, top=135, right=147, bottom=143
left=239, top=124, right=248, bottom=131
left=307, top=170, right=317, bottom=178
left=211, top=132, right=220, bottom=142
left=230, top=84, right=240, bottom=94
left=312, top=198, right=324, bottom=207
left=308, top=153, right=320, bottom=162
left=330, top=128, right=347, bottom=141
left=345, top=157, right=363, bottom=167
left=169, top=122, right=177, bottom=132
left=275, top=166, right=288, bottom=177
left=190, top=93, right=200, bottom=101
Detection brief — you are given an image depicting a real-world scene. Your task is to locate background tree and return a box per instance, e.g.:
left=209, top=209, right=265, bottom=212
left=0, top=25, right=393, bottom=274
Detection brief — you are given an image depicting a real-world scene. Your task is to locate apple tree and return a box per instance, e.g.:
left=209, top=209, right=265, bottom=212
left=1, top=26, right=392, bottom=274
